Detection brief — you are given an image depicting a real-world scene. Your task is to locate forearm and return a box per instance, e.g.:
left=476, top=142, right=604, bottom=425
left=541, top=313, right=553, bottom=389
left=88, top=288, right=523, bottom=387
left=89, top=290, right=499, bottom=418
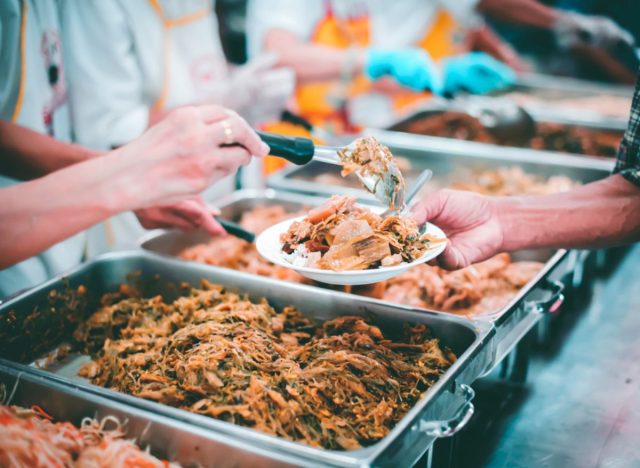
left=264, top=29, right=365, bottom=83
left=0, top=121, right=100, bottom=180
left=0, top=150, right=141, bottom=268
left=478, top=0, right=559, bottom=29
left=498, top=175, right=640, bottom=251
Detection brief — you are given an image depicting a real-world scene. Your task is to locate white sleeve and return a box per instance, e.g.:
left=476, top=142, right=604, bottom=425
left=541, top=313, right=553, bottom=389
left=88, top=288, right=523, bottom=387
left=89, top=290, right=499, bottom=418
left=61, top=0, right=148, bottom=149
left=245, top=0, right=324, bottom=58
left=439, top=0, right=484, bottom=29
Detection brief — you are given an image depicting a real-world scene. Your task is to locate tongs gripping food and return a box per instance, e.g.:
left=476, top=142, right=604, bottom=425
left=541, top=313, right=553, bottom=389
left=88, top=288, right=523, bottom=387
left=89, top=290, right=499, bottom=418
left=257, top=132, right=406, bottom=210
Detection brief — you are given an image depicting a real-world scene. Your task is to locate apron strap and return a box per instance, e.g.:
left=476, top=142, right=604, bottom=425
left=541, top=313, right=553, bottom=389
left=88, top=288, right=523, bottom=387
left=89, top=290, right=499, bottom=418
left=147, top=0, right=212, bottom=112
left=11, top=0, right=27, bottom=122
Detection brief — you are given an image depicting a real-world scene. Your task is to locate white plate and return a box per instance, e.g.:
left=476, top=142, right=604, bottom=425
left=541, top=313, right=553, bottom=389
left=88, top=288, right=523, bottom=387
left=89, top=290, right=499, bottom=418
left=256, top=215, right=447, bottom=285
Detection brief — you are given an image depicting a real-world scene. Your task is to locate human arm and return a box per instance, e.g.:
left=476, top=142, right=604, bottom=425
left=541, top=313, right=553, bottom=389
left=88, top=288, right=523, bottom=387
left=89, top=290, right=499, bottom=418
left=0, top=121, right=100, bottom=180
left=477, top=0, right=559, bottom=29
left=477, top=0, right=634, bottom=48
left=411, top=175, right=640, bottom=269
left=0, top=106, right=269, bottom=268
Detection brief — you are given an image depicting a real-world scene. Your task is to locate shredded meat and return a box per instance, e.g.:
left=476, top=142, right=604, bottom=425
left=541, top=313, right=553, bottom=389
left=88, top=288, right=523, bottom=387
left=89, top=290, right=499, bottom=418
left=400, top=111, right=621, bottom=157
left=180, top=205, right=307, bottom=282
left=362, top=253, right=543, bottom=316
left=337, top=136, right=406, bottom=209
left=450, top=166, right=579, bottom=196
left=74, top=281, right=455, bottom=450
left=0, top=404, right=173, bottom=467
left=281, top=196, right=441, bottom=271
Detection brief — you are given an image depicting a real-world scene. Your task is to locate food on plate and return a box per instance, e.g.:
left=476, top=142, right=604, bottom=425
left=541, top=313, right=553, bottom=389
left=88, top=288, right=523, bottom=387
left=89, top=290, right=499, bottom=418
left=280, top=195, right=442, bottom=271
left=450, top=166, right=579, bottom=196
left=73, top=281, right=455, bottom=450
left=0, top=403, right=172, bottom=467
left=399, top=111, right=621, bottom=157
left=363, top=253, right=543, bottom=316
left=180, top=205, right=306, bottom=282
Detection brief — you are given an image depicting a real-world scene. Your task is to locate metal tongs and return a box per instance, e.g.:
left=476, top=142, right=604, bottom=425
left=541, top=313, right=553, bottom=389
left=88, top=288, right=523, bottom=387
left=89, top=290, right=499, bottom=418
left=257, top=132, right=405, bottom=209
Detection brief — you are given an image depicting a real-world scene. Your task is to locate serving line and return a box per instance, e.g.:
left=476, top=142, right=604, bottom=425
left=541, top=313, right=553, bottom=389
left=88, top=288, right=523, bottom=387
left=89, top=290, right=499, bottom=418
left=0, top=251, right=494, bottom=467
left=139, top=189, right=570, bottom=378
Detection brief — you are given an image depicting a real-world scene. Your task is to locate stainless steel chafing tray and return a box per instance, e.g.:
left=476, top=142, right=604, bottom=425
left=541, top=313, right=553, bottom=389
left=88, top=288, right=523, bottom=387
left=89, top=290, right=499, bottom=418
left=0, top=252, right=494, bottom=467
left=489, top=73, right=633, bottom=130
left=139, top=187, right=567, bottom=374
left=267, top=129, right=614, bottom=205
left=0, top=363, right=300, bottom=467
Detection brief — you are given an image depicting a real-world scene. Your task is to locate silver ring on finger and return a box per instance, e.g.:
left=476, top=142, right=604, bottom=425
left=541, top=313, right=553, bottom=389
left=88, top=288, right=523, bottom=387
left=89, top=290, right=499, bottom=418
left=219, top=119, right=234, bottom=145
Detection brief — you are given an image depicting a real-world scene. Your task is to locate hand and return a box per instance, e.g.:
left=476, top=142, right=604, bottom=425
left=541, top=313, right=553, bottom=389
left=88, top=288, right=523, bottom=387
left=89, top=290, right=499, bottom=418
left=442, top=52, right=516, bottom=95
left=412, top=189, right=505, bottom=270
left=225, top=54, right=296, bottom=125
left=554, top=12, right=634, bottom=49
left=113, top=105, right=270, bottom=209
left=365, top=48, right=444, bottom=93
left=135, top=196, right=226, bottom=236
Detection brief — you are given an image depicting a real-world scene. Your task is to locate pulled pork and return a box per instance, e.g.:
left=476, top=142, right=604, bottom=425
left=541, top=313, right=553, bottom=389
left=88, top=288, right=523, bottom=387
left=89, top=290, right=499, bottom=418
left=180, top=205, right=306, bottom=282
left=75, top=281, right=455, bottom=450
left=281, top=195, right=440, bottom=271
left=363, top=253, right=543, bottom=315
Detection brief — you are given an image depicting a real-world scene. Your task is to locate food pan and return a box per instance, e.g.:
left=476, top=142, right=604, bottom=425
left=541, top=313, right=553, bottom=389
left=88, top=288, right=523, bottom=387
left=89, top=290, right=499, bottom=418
left=139, top=188, right=567, bottom=374
left=267, top=129, right=613, bottom=205
left=0, top=362, right=300, bottom=467
left=496, top=72, right=633, bottom=129
left=0, top=252, right=494, bottom=468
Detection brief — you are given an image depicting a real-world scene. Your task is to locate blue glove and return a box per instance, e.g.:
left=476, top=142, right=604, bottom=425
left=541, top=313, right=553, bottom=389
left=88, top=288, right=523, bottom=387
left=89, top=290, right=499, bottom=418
left=365, top=48, right=443, bottom=94
left=442, top=52, right=516, bottom=96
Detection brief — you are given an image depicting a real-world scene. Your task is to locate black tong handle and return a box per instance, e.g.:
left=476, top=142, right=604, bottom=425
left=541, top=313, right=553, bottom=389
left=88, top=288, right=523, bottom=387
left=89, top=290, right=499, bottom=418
left=257, top=131, right=315, bottom=165
left=214, top=217, right=255, bottom=243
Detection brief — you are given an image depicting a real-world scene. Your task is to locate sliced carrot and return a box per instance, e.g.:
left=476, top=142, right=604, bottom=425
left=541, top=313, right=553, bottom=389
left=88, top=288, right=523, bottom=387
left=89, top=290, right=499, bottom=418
left=31, top=405, right=53, bottom=420
left=307, top=204, right=336, bottom=224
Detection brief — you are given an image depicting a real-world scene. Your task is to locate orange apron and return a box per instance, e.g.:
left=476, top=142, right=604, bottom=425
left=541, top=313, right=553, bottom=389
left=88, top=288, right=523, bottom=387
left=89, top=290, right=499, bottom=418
left=263, top=4, right=466, bottom=174
left=296, top=4, right=466, bottom=128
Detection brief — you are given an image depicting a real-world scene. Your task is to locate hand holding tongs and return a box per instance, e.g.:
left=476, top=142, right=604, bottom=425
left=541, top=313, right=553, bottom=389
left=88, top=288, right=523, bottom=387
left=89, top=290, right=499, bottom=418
left=257, top=131, right=406, bottom=210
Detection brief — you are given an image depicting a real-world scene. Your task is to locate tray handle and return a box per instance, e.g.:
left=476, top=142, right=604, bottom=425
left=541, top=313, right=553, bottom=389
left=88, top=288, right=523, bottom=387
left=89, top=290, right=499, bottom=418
left=418, top=383, right=475, bottom=438
left=526, top=279, right=565, bottom=315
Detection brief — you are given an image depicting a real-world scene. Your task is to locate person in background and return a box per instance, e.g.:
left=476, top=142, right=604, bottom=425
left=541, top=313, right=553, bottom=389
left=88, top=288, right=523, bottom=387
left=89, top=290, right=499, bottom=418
left=0, top=106, right=269, bottom=272
left=247, top=0, right=635, bottom=130
left=0, top=0, right=90, bottom=298
left=480, top=0, right=637, bottom=83
left=412, top=77, right=640, bottom=269
left=61, top=0, right=295, bottom=254
left=246, top=0, right=518, bottom=131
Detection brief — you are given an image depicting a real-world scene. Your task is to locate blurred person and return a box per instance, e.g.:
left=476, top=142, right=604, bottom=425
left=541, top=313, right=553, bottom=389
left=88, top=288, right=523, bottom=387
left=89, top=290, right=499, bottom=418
left=0, top=106, right=269, bottom=272
left=246, top=0, right=518, bottom=130
left=412, top=76, right=640, bottom=270
left=61, top=0, right=295, bottom=253
left=0, top=0, right=259, bottom=297
left=0, top=0, right=90, bottom=297
left=482, top=0, right=637, bottom=82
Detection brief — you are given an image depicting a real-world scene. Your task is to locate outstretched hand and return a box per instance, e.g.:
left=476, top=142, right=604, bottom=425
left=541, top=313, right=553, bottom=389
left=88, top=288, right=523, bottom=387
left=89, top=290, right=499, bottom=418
left=411, top=189, right=505, bottom=269
left=135, top=196, right=226, bottom=236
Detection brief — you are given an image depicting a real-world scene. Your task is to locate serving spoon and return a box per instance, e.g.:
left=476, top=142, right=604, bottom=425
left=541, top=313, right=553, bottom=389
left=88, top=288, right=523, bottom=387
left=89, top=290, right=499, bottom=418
left=257, top=132, right=406, bottom=210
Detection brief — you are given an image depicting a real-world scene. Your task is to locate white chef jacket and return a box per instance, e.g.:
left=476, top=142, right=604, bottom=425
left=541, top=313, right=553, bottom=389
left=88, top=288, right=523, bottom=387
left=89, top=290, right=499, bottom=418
left=246, top=0, right=483, bottom=58
left=0, top=0, right=85, bottom=299
left=61, top=0, right=235, bottom=254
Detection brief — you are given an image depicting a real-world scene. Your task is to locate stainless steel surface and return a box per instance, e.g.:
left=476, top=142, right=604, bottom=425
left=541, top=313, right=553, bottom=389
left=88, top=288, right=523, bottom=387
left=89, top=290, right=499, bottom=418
left=473, top=245, right=640, bottom=468
left=503, top=73, right=633, bottom=130
left=0, top=363, right=299, bottom=467
left=139, top=187, right=572, bottom=376
left=267, top=129, right=614, bottom=205
left=0, top=252, right=494, bottom=467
